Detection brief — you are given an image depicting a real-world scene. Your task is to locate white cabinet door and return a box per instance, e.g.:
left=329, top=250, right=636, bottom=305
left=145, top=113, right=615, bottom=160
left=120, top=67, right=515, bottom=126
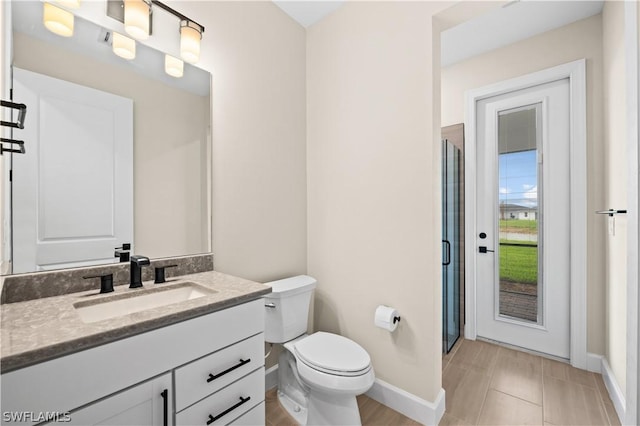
left=60, top=374, right=172, bottom=426
left=12, top=67, right=133, bottom=273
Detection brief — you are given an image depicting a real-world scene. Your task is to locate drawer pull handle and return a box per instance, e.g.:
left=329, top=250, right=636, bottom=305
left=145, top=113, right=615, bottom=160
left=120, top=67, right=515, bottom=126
left=160, top=389, right=168, bottom=426
left=207, top=358, right=251, bottom=382
left=206, top=396, right=251, bottom=424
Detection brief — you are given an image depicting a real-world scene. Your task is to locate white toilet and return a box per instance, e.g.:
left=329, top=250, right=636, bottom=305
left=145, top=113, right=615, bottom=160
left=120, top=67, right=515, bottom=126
left=264, top=275, right=375, bottom=425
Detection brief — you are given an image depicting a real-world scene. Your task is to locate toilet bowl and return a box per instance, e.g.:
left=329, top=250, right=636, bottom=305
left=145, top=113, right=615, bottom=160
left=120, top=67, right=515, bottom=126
left=265, top=276, right=375, bottom=425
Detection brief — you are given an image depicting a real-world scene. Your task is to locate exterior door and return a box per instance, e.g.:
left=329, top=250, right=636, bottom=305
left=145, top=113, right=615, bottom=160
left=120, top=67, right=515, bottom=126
left=12, top=67, right=133, bottom=273
left=476, top=77, right=571, bottom=359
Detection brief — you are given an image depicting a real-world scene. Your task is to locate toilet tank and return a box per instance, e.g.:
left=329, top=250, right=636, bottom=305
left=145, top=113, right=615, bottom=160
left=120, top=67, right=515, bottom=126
left=264, top=275, right=317, bottom=343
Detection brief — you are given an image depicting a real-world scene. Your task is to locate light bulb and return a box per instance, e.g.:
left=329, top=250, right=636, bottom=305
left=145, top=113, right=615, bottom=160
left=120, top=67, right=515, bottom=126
left=165, top=55, right=183, bottom=78
left=124, top=0, right=151, bottom=40
left=43, top=2, right=74, bottom=37
left=180, top=21, right=201, bottom=64
left=112, top=33, right=136, bottom=60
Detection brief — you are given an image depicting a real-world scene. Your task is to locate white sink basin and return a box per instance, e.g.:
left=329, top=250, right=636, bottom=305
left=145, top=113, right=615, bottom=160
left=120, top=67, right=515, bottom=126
left=74, top=282, right=215, bottom=324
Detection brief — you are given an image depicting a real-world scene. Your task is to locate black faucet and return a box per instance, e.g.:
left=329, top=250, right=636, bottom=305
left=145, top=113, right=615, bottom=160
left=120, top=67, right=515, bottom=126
left=114, top=243, right=131, bottom=262
left=130, top=255, right=150, bottom=288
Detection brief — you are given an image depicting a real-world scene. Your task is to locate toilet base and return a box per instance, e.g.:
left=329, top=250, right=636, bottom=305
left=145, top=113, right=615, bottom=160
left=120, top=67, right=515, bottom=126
left=278, top=348, right=309, bottom=424
left=307, top=390, right=362, bottom=426
left=277, top=389, right=307, bottom=425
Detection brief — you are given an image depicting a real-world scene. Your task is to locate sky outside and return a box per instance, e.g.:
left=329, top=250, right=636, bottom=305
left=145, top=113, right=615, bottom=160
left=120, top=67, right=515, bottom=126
left=499, top=149, right=537, bottom=208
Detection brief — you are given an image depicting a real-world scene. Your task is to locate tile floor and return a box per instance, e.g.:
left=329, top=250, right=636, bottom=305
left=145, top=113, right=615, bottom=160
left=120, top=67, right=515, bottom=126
left=442, top=338, right=621, bottom=426
left=265, top=388, right=419, bottom=425
left=265, top=338, right=620, bottom=425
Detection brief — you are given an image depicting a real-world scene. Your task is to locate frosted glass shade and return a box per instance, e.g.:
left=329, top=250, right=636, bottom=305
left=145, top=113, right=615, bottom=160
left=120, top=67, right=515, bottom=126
left=54, top=0, right=80, bottom=9
left=180, top=22, right=201, bottom=64
left=165, top=55, right=183, bottom=78
left=112, top=33, right=136, bottom=60
left=43, top=3, right=74, bottom=37
left=124, top=0, right=150, bottom=40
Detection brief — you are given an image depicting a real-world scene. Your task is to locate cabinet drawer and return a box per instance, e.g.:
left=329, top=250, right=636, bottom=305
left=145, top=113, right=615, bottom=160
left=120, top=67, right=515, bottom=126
left=175, top=333, right=264, bottom=411
left=176, top=368, right=264, bottom=426
left=229, top=401, right=265, bottom=425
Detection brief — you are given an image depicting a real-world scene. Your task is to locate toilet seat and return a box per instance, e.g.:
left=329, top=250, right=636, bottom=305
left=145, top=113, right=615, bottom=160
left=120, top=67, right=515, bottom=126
left=293, top=332, right=372, bottom=377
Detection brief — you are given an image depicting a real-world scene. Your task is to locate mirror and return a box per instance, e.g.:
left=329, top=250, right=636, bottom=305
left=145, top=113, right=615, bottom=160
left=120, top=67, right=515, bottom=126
left=5, top=1, right=211, bottom=274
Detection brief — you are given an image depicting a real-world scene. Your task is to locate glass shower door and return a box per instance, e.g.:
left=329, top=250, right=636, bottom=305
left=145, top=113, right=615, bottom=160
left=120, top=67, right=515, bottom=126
left=442, top=139, right=461, bottom=353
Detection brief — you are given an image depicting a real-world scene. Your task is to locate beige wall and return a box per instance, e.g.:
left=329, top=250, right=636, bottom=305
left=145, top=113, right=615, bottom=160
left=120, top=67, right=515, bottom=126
left=176, top=1, right=307, bottom=283
left=441, top=14, right=606, bottom=355
left=12, top=32, right=210, bottom=260
left=307, top=1, right=450, bottom=402
left=603, top=0, right=627, bottom=397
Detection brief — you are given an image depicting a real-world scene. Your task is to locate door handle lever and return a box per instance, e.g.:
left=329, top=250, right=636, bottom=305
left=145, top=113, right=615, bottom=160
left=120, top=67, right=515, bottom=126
left=479, top=246, right=494, bottom=253
left=442, top=240, right=451, bottom=266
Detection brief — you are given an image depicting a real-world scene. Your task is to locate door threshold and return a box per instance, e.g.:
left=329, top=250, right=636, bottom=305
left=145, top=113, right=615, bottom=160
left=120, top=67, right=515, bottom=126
left=476, top=336, right=570, bottom=364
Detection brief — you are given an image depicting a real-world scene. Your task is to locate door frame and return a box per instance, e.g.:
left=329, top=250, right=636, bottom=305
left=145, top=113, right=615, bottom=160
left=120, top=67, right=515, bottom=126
left=624, top=1, right=639, bottom=424
left=464, top=59, right=587, bottom=369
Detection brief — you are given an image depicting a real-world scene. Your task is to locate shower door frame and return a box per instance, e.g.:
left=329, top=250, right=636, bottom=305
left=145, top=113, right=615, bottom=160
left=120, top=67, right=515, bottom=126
left=442, top=124, right=465, bottom=354
left=442, top=136, right=461, bottom=354
left=463, top=59, right=587, bottom=369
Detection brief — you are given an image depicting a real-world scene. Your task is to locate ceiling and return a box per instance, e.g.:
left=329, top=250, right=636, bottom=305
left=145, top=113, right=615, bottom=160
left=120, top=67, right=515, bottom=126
left=272, top=1, right=344, bottom=28
left=441, top=1, right=604, bottom=67
left=271, top=1, right=604, bottom=68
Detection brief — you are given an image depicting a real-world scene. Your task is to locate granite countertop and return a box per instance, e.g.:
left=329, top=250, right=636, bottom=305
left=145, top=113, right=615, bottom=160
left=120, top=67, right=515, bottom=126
left=1, top=271, right=271, bottom=373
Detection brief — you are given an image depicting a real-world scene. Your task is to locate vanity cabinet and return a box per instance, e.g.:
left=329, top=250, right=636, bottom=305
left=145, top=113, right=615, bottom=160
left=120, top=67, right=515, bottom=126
left=1, top=299, right=265, bottom=426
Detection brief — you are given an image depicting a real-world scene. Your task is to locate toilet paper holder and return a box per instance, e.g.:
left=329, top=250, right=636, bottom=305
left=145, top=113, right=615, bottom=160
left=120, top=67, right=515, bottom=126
left=374, top=305, right=401, bottom=332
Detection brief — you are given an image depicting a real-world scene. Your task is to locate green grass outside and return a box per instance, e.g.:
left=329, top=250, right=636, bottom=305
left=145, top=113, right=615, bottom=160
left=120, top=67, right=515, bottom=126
left=499, top=219, right=538, bottom=234
left=499, top=240, right=538, bottom=284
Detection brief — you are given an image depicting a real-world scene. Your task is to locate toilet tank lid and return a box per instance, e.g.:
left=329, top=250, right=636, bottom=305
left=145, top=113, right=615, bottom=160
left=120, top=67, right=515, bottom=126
left=264, top=275, right=317, bottom=298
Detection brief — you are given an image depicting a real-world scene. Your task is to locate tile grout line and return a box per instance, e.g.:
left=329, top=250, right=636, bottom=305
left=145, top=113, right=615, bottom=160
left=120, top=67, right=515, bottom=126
left=489, top=388, right=543, bottom=407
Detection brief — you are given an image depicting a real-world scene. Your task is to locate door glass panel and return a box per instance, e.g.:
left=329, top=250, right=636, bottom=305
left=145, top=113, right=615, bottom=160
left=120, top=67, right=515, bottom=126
left=442, top=139, right=461, bottom=353
left=497, top=105, right=541, bottom=323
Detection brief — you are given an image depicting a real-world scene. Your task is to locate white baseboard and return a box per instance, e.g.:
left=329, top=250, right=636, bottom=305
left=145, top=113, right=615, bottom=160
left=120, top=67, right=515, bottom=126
left=587, top=352, right=603, bottom=373
left=601, top=357, right=625, bottom=424
left=365, top=378, right=445, bottom=426
left=265, top=364, right=278, bottom=391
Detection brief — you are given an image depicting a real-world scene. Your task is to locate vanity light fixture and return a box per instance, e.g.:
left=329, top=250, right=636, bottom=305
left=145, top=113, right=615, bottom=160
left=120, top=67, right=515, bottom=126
left=180, top=20, right=202, bottom=64
left=124, top=0, right=152, bottom=40
left=43, top=2, right=74, bottom=37
left=164, top=54, right=183, bottom=78
left=112, top=32, right=136, bottom=60
left=108, top=0, right=205, bottom=64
